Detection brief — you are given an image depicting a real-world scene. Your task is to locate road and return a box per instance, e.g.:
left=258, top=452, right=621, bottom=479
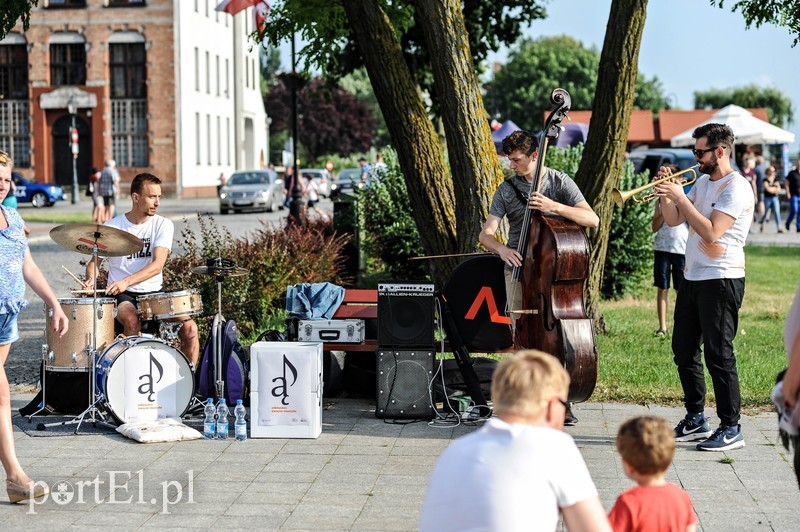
left=11, top=197, right=335, bottom=392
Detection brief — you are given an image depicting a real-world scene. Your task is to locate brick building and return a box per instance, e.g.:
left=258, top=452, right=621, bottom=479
left=1, top=0, right=267, bottom=198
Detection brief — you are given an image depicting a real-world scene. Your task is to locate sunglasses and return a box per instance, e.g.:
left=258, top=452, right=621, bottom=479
left=691, top=146, right=720, bottom=158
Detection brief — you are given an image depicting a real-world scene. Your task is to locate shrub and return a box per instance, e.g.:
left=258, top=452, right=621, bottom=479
left=356, top=147, right=428, bottom=280
left=164, top=215, right=350, bottom=342
left=546, top=144, right=653, bottom=299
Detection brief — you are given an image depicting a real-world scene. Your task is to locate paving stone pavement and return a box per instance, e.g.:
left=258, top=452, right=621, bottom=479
left=3, top=396, right=798, bottom=531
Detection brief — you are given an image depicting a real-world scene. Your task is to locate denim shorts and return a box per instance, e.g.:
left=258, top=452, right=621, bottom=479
left=654, top=251, right=685, bottom=290
left=0, top=312, right=19, bottom=346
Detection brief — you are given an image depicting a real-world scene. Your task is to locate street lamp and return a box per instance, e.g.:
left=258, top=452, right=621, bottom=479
left=67, top=97, right=79, bottom=204
left=281, top=34, right=306, bottom=225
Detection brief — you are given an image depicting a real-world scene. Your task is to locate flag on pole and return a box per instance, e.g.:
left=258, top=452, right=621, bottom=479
left=253, top=1, right=270, bottom=42
left=215, top=0, right=262, bottom=16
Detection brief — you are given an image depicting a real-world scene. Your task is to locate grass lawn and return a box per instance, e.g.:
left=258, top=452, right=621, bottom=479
left=596, top=245, right=798, bottom=409
left=19, top=210, right=93, bottom=224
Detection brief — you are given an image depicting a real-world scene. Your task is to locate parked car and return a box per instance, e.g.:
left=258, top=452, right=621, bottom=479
left=330, top=168, right=365, bottom=198
left=219, top=170, right=284, bottom=214
left=628, top=148, right=698, bottom=179
left=299, top=169, right=331, bottom=198
left=12, top=172, right=64, bottom=207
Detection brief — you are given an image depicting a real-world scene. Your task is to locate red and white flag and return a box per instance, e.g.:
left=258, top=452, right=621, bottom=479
left=215, top=0, right=262, bottom=16
left=254, top=1, right=270, bottom=42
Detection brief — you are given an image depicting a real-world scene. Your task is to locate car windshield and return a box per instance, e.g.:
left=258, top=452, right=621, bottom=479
left=337, top=170, right=360, bottom=182
left=228, top=173, right=268, bottom=186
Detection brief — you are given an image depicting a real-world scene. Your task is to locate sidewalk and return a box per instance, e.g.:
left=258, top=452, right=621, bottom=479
left=3, top=396, right=796, bottom=530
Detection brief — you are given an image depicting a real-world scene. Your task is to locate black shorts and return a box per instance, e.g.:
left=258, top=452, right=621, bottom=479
left=103, top=195, right=115, bottom=207
left=654, top=251, right=685, bottom=290
left=115, top=290, right=159, bottom=309
left=307, top=198, right=318, bottom=208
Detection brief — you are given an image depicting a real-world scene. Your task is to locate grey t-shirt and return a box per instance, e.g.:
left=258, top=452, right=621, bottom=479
left=489, top=167, right=586, bottom=250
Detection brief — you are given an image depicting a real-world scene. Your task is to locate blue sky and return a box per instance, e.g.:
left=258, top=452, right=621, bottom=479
left=487, top=0, right=800, bottom=153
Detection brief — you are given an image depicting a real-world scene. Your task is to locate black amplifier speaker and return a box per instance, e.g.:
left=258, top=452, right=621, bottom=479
left=375, top=349, right=435, bottom=419
left=377, top=282, right=435, bottom=347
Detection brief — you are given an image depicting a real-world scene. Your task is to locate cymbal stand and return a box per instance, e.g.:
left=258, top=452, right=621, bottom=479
left=39, top=235, right=115, bottom=433
left=206, top=257, right=236, bottom=402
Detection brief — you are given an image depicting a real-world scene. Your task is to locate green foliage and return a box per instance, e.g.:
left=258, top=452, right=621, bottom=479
left=339, top=68, right=391, bottom=148
left=546, top=144, right=653, bottom=300
left=164, top=215, right=349, bottom=343
left=356, top=147, right=428, bottom=281
left=693, top=84, right=795, bottom=126
left=485, top=36, right=669, bottom=129
left=0, top=0, right=37, bottom=40
left=712, top=0, right=800, bottom=47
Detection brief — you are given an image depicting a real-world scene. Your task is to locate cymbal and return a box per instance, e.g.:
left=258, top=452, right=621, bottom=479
left=191, top=265, right=250, bottom=278
left=50, top=224, right=144, bottom=257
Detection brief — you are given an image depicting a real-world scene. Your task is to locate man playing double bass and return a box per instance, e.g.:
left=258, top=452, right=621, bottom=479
left=479, top=130, right=599, bottom=425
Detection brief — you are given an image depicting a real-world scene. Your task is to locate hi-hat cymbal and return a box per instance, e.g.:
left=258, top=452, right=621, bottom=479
left=50, top=224, right=144, bottom=257
left=191, top=265, right=250, bottom=278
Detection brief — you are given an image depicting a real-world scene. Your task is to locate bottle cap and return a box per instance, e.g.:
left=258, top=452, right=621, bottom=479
left=237, top=399, right=243, bottom=404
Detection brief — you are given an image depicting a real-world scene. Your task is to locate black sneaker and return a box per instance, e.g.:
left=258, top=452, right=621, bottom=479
left=674, top=413, right=712, bottom=442
left=564, top=403, right=578, bottom=426
left=696, top=424, right=745, bottom=451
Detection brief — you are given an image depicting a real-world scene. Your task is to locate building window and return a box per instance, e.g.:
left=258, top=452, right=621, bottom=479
left=226, top=117, right=230, bottom=165
left=110, top=42, right=147, bottom=167
left=244, top=58, right=249, bottom=89
left=216, top=115, right=221, bottom=165
left=194, top=0, right=198, bottom=12
left=225, top=58, right=229, bottom=97
left=195, top=113, right=200, bottom=165
left=50, top=43, right=86, bottom=86
left=206, top=114, right=211, bottom=166
left=205, top=51, right=210, bottom=94
left=194, top=48, right=199, bottom=91
left=215, top=55, right=219, bottom=96
left=205, top=0, right=209, bottom=17
left=0, top=101, right=30, bottom=168
left=47, top=0, right=87, bottom=7
left=106, top=0, right=146, bottom=7
left=0, top=44, right=28, bottom=100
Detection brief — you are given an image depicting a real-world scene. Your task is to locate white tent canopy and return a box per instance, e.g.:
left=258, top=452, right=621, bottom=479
left=670, top=104, right=795, bottom=147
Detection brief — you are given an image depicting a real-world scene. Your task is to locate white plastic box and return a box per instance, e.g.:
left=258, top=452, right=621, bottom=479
left=249, top=342, right=323, bottom=439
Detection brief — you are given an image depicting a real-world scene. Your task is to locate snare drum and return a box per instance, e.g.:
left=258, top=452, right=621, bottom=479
left=44, top=298, right=116, bottom=372
left=137, top=290, right=203, bottom=321
left=96, top=336, right=195, bottom=424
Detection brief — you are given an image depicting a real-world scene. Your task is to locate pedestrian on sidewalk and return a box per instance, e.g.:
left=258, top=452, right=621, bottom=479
left=0, top=150, right=67, bottom=503
left=759, top=166, right=784, bottom=233
left=419, top=350, right=610, bottom=532
left=609, top=416, right=697, bottom=532
left=785, top=160, right=800, bottom=233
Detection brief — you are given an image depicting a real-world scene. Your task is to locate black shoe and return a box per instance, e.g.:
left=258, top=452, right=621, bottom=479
left=786, top=220, right=791, bottom=231
left=564, top=403, right=578, bottom=426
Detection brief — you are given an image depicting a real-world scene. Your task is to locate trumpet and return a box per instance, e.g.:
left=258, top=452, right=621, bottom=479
left=612, top=165, right=699, bottom=207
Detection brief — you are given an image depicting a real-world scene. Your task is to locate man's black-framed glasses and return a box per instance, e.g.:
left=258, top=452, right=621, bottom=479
left=692, top=146, right=720, bottom=158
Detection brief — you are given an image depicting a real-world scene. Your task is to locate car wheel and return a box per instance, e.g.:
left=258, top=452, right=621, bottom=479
left=31, top=192, right=48, bottom=208
left=220, top=207, right=230, bottom=215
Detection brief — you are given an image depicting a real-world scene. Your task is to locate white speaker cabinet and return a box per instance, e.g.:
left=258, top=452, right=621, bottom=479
left=249, top=342, right=323, bottom=439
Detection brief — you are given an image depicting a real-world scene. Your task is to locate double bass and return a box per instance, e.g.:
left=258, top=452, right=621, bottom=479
left=512, top=88, right=597, bottom=403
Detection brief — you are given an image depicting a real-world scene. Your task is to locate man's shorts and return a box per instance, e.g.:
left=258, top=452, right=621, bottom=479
left=654, top=251, right=685, bottom=290
left=0, top=312, right=19, bottom=345
left=102, top=195, right=115, bottom=207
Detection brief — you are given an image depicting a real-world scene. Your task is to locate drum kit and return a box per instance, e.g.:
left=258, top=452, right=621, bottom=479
left=28, top=223, right=247, bottom=432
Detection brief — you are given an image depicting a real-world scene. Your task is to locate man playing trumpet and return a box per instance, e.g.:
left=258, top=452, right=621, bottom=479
left=655, top=123, right=754, bottom=451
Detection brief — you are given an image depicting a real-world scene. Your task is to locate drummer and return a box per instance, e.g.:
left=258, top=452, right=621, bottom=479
left=83, top=173, right=199, bottom=366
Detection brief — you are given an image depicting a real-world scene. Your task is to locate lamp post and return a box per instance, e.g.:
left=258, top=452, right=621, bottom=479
left=68, top=98, right=79, bottom=204
left=282, top=35, right=306, bottom=225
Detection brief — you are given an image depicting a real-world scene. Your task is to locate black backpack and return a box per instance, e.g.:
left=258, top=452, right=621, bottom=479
left=196, top=320, right=249, bottom=406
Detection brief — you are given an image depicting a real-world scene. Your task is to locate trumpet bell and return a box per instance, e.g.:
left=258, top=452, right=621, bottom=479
left=612, top=164, right=699, bottom=207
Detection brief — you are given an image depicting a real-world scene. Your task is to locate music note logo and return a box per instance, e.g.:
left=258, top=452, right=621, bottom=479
left=138, top=352, right=164, bottom=403
left=271, top=355, right=298, bottom=406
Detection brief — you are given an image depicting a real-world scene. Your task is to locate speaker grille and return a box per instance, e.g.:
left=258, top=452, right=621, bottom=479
left=377, top=282, right=434, bottom=347
left=375, top=349, right=434, bottom=419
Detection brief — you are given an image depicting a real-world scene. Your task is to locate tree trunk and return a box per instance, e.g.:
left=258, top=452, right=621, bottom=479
left=574, top=0, right=648, bottom=325
left=342, top=0, right=459, bottom=283
left=414, top=0, right=505, bottom=252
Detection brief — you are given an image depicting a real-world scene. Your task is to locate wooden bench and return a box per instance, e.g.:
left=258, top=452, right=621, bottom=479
left=322, top=289, right=378, bottom=352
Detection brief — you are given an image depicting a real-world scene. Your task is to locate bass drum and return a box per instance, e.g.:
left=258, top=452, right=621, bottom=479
left=96, top=336, right=194, bottom=424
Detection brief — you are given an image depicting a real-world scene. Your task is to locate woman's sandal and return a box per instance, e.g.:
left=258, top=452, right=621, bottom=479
left=654, top=329, right=667, bottom=338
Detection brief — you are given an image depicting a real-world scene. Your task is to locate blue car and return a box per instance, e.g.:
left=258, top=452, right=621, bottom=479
left=12, top=172, right=64, bottom=207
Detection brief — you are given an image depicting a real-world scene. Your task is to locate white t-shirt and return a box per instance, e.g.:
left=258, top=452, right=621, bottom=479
left=684, top=172, right=754, bottom=281
left=307, top=179, right=319, bottom=202
left=105, top=213, right=174, bottom=293
left=418, top=418, right=599, bottom=532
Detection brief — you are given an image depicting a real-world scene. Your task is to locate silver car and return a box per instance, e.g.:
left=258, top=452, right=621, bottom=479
left=219, top=170, right=284, bottom=214
left=299, top=169, right=331, bottom=198
left=330, top=168, right=365, bottom=198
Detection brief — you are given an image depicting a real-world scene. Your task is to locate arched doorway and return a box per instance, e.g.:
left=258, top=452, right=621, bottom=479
left=52, top=113, right=92, bottom=188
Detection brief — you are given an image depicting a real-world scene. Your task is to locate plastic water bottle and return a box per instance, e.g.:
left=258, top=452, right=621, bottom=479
left=234, top=399, right=247, bottom=442
left=215, top=398, right=229, bottom=440
left=203, top=398, right=216, bottom=439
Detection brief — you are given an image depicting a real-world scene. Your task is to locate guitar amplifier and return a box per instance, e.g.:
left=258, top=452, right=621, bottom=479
left=377, top=282, right=435, bottom=347
left=298, top=319, right=365, bottom=343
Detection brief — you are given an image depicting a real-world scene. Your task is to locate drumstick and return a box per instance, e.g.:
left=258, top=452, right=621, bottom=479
left=62, top=265, right=84, bottom=286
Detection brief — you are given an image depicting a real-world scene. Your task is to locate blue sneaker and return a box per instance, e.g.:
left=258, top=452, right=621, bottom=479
left=674, top=413, right=713, bottom=442
left=696, top=424, right=745, bottom=451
